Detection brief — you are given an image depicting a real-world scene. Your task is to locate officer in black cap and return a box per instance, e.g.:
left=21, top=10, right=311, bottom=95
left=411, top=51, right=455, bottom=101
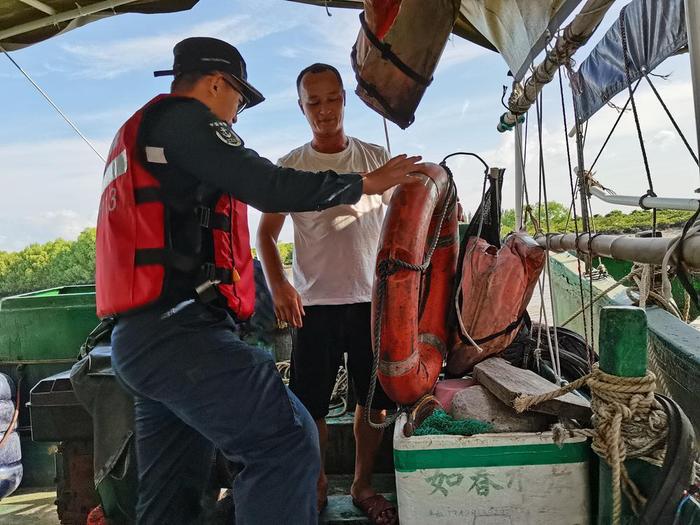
left=103, top=37, right=425, bottom=525
left=154, top=36, right=265, bottom=111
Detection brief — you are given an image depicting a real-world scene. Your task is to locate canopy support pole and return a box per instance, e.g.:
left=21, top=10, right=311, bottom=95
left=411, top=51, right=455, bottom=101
left=0, top=0, right=140, bottom=43
left=514, top=122, right=525, bottom=229
left=497, top=0, right=616, bottom=130
left=685, top=0, right=700, bottom=192
left=17, top=0, right=55, bottom=16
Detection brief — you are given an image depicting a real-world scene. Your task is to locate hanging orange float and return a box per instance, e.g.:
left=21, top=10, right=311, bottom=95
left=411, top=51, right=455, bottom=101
left=372, top=163, right=458, bottom=405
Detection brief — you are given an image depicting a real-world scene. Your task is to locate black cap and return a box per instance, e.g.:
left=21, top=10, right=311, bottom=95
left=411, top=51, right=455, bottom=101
left=154, top=37, right=265, bottom=110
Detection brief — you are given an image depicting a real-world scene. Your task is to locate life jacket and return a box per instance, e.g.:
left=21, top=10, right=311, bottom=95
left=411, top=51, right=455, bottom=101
left=95, top=94, right=255, bottom=320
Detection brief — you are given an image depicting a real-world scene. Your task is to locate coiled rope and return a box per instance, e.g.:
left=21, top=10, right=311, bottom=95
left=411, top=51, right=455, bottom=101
left=276, top=360, right=291, bottom=384
left=515, top=364, right=666, bottom=525
left=366, top=172, right=458, bottom=429
left=276, top=360, right=349, bottom=416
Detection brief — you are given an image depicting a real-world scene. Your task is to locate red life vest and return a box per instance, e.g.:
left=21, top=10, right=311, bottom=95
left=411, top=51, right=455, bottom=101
left=96, top=94, right=255, bottom=320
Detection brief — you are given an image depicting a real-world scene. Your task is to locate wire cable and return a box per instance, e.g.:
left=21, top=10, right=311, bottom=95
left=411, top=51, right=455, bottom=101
left=1, top=45, right=105, bottom=162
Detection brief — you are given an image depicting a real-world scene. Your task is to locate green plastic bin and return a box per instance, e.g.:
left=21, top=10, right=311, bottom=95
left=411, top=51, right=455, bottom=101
left=0, top=285, right=98, bottom=486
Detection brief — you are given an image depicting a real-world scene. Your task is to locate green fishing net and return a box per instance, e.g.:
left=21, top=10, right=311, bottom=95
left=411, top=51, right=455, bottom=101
left=414, top=409, right=493, bottom=436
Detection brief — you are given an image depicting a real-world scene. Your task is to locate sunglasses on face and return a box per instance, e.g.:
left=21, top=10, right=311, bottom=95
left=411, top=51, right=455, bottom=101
left=216, top=74, right=249, bottom=115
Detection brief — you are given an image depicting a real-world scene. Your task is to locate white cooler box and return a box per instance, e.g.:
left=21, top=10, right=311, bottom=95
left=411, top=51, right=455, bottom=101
left=393, top=414, right=592, bottom=525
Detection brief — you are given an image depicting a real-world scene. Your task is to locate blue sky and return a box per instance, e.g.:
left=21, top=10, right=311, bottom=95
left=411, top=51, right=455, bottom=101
left=0, top=0, right=698, bottom=251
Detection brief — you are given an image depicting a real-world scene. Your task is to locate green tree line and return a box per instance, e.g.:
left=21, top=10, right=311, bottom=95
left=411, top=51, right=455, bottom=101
left=251, top=243, right=294, bottom=266
left=500, top=202, right=694, bottom=237
left=0, top=228, right=97, bottom=297
left=0, top=229, right=295, bottom=297
left=0, top=204, right=691, bottom=296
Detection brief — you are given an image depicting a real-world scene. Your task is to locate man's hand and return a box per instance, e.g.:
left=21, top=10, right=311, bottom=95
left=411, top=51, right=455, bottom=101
left=362, top=154, right=426, bottom=195
left=272, top=281, right=305, bottom=328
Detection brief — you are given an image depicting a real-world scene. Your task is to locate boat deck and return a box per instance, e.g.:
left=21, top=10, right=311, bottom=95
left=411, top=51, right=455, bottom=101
left=0, top=488, right=56, bottom=525
left=0, top=474, right=396, bottom=525
left=323, top=474, right=396, bottom=524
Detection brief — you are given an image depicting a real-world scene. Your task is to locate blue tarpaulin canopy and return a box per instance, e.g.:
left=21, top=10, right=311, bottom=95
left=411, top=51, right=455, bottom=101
left=572, top=0, right=688, bottom=124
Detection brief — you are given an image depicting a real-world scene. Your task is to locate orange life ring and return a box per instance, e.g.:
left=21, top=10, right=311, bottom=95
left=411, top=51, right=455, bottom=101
left=372, top=163, right=458, bottom=405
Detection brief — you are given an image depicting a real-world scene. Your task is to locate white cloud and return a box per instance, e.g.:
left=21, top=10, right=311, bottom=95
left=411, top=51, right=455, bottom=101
left=460, top=98, right=471, bottom=119
left=584, top=80, right=696, bottom=142
left=72, top=106, right=134, bottom=125
left=29, top=209, right=87, bottom=238
left=436, top=37, right=489, bottom=72
left=0, top=137, right=106, bottom=251
left=279, top=47, right=301, bottom=59
left=653, top=129, right=676, bottom=149
left=62, top=15, right=301, bottom=79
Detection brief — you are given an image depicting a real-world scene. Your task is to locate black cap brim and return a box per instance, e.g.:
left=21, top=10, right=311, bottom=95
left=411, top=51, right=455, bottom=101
left=222, top=72, right=265, bottom=109
left=153, top=69, right=265, bottom=109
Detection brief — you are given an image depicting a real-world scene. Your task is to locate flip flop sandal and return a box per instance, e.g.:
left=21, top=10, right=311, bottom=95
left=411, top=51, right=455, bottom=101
left=352, top=494, right=398, bottom=525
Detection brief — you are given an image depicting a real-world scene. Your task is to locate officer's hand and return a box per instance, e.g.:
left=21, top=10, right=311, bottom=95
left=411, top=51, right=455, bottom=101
left=272, top=281, right=305, bottom=328
left=362, top=154, right=426, bottom=195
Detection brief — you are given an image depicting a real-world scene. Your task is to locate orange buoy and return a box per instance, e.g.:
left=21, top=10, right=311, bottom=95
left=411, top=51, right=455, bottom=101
left=372, top=163, right=458, bottom=405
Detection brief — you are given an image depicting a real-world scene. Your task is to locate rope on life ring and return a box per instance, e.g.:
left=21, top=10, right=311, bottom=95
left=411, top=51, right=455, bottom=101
left=366, top=162, right=458, bottom=428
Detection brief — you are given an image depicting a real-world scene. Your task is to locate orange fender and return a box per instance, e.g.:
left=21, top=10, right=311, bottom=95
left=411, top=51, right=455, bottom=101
left=447, top=231, right=545, bottom=375
left=372, top=163, right=458, bottom=405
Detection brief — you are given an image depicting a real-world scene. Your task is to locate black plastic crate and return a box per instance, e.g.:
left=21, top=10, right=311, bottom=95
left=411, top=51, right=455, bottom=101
left=28, top=370, right=92, bottom=442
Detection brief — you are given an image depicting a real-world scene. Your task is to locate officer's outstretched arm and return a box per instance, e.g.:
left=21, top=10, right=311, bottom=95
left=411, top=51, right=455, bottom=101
left=148, top=99, right=364, bottom=213
left=362, top=154, right=426, bottom=195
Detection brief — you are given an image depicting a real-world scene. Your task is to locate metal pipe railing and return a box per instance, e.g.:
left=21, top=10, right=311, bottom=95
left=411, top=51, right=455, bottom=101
left=589, top=186, right=700, bottom=211
left=536, top=232, right=700, bottom=269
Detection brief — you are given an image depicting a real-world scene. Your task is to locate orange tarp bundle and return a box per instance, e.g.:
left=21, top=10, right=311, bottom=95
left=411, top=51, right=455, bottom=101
left=352, top=0, right=460, bottom=128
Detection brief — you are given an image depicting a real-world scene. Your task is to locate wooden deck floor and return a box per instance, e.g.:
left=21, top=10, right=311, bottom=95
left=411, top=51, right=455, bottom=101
left=0, top=474, right=396, bottom=525
left=0, top=488, right=59, bottom=525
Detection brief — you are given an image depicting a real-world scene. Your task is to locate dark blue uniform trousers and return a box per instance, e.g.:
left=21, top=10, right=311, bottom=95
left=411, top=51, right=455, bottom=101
left=112, top=301, right=320, bottom=524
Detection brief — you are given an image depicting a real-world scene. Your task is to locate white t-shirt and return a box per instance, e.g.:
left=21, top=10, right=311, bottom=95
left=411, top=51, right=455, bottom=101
left=278, top=137, right=390, bottom=306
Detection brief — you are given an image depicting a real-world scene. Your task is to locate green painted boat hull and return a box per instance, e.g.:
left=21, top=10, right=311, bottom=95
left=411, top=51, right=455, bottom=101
left=549, top=253, right=700, bottom=441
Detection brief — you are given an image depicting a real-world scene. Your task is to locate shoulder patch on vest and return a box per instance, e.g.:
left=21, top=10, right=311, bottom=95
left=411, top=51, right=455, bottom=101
left=209, top=120, right=242, bottom=147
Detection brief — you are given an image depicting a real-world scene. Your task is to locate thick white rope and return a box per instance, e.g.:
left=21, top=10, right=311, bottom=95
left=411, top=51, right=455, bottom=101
left=516, top=365, right=666, bottom=525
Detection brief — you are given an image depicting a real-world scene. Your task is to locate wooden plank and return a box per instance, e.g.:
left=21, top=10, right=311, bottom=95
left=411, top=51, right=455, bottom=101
left=473, top=357, right=592, bottom=421
left=451, top=385, right=554, bottom=432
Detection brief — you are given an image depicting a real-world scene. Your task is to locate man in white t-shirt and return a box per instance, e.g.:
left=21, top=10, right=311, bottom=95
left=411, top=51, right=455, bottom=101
left=257, top=63, right=397, bottom=524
